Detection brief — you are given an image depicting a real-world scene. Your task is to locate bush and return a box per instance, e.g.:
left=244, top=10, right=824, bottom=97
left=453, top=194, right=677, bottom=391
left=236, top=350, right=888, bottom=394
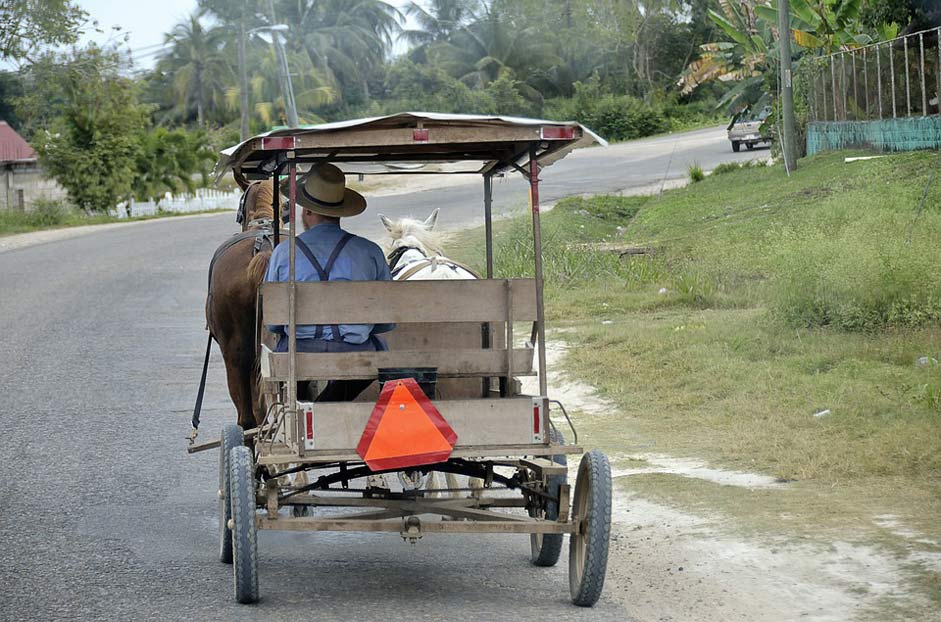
left=544, top=76, right=668, bottom=141
left=772, top=216, right=941, bottom=331
left=28, top=199, right=69, bottom=226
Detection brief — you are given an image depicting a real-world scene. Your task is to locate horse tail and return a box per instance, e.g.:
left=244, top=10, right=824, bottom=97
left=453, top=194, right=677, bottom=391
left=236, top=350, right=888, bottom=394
left=247, top=250, right=272, bottom=286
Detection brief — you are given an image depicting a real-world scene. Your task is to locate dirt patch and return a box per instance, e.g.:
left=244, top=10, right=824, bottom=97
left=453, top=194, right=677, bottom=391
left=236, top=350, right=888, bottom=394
left=611, top=454, right=783, bottom=489
left=605, top=485, right=914, bottom=622
left=532, top=337, right=930, bottom=620
left=519, top=338, right=614, bottom=417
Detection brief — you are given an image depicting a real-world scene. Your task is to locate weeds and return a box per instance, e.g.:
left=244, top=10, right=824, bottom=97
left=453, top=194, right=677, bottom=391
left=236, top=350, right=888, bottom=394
left=688, top=162, right=705, bottom=183
left=711, top=159, right=769, bottom=176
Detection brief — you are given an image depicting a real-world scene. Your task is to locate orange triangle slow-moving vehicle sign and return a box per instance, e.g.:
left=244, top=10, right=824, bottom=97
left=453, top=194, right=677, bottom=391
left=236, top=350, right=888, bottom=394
left=356, top=378, right=457, bottom=471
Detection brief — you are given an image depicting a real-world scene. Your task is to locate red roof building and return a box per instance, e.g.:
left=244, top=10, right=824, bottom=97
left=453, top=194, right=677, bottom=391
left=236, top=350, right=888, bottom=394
left=0, top=121, right=63, bottom=211
left=0, top=121, right=37, bottom=163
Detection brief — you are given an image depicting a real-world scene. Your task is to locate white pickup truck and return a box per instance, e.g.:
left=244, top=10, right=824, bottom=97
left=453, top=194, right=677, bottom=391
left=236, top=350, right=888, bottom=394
left=728, top=107, right=772, bottom=152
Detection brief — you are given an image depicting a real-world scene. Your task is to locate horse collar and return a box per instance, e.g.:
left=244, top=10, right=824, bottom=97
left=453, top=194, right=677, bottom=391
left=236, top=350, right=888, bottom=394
left=387, top=245, right=422, bottom=272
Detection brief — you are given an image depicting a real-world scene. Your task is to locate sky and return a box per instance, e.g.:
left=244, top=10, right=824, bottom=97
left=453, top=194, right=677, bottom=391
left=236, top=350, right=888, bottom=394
left=75, top=0, right=420, bottom=70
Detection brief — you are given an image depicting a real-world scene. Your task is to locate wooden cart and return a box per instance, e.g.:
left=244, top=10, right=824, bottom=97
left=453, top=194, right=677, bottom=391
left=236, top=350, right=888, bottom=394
left=190, top=113, right=612, bottom=607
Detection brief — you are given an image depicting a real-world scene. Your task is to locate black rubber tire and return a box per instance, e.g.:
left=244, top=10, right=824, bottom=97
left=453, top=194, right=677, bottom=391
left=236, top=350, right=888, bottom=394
left=530, top=428, right=567, bottom=567
left=731, top=140, right=741, bottom=152
left=569, top=449, right=612, bottom=607
left=219, top=424, right=244, bottom=564
left=230, top=446, right=259, bottom=604
left=746, top=142, right=755, bottom=150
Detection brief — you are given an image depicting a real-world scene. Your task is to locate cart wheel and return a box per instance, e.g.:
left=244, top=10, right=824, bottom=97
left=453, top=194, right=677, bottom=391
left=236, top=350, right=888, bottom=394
left=219, top=424, right=244, bottom=564
left=530, top=428, right=567, bottom=567
left=569, top=450, right=611, bottom=607
left=230, top=446, right=259, bottom=604
left=732, top=140, right=741, bottom=152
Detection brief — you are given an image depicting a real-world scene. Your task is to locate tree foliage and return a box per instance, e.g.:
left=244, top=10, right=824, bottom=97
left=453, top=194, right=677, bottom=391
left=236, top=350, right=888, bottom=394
left=31, top=47, right=148, bottom=212
left=0, top=0, right=87, bottom=61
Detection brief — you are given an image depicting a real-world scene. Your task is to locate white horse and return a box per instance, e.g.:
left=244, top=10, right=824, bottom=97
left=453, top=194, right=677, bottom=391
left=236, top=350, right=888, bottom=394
left=379, top=209, right=482, bottom=500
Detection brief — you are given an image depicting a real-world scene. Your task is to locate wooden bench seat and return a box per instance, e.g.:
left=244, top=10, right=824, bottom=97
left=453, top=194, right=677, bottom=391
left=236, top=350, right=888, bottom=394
left=259, top=279, right=537, bottom=383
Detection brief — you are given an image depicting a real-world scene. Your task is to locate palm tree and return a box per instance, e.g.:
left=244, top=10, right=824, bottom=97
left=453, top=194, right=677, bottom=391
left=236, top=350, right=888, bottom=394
left=235, top=45, right=337, bottom=127
left=436, top=3, right=556, bottom=97
left=401, top=0, right=474, bottom=49
left=277, top=0, right=401, bottom=105
left=159, top=13, right=233, bottom=127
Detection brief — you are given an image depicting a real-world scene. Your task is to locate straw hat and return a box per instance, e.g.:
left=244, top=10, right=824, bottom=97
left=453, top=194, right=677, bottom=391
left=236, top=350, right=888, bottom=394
left=280, top=163, right=366, bottom=217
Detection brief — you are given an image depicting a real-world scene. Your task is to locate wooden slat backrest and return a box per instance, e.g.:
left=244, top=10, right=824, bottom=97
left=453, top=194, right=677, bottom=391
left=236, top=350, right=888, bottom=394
left=262, top=278, right=536, bottom=325
left=262, top=347, right=534, bottom=381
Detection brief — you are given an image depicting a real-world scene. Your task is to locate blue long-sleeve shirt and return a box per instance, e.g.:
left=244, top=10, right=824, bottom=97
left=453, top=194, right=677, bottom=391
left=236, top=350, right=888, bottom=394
left=264, top=222, right=394, bottom=344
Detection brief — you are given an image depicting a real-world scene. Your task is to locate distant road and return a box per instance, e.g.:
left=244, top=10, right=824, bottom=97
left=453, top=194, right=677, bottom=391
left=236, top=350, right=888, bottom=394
left=0, top=124, right=765, bottom=621
left=357, top=124, right=768, bottom=237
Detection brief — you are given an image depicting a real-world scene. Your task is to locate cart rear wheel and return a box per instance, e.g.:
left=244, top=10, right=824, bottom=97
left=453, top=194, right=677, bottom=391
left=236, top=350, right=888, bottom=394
left=530, top=428, right=567, bottom=567
left=568, top=450, right=611, bottom=607
left=732, top=140, right=741, bottom=152
left=219, top=424, right=244, bottom=563
left=230, top=446, right=259, bottom=604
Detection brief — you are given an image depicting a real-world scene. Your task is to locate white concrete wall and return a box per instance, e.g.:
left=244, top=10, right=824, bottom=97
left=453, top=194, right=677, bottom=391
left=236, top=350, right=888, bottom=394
left=0, top=164, right=67, bottom=211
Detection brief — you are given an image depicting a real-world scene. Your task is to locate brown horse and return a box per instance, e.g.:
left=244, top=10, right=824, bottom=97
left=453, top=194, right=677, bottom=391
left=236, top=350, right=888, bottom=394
left=204, top=177, right=276, bottom=431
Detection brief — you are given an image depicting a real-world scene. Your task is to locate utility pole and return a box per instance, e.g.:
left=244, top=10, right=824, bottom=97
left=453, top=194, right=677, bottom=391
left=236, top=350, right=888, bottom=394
left=268, top=0, right=298, bottom=128
left=778, top=0, right=798, bottom=171
left=238, top=2, right=250, bottom=141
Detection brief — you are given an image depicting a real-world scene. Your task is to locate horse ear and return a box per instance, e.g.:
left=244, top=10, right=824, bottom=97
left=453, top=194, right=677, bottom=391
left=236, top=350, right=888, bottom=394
left=424, top=208, right=439, bottom=230
left=379, top=214, right=394, bottom=232
left=233, top=169, right=252, bottom=191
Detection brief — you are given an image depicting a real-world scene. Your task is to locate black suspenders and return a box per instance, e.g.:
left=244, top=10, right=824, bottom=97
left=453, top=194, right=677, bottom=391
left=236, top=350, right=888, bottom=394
left=295, top=233, right=354, bottom=341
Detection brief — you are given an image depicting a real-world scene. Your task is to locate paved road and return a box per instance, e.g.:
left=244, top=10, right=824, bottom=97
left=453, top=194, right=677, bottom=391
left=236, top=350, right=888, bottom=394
left=358, top=125, right=766, bottom=236
left=0, top=126, right=762, bottom=621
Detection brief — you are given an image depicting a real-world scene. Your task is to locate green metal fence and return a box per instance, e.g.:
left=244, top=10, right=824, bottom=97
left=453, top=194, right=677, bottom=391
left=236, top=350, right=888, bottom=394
left=806, top=116, right=941, bottom=155
left=802, top=28, right=941, bottom=154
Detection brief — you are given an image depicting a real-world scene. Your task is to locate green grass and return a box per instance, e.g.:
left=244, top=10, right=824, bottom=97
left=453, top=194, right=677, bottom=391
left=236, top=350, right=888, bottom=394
left=444, top=150, right=941, bottom=572
left=0, top=200, right=230, bottom=236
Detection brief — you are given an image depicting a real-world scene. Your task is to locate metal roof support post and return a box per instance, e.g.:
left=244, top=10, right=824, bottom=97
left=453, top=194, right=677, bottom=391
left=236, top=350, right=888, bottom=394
left=287, top=158, right=302, bottom=457
left=272, top=166, right=280, bottom=248
left=482, top=173, right=494, bottom=398
left=484, top=174, right=494, bottom=279
left=529, top=147, right=549, bottom=442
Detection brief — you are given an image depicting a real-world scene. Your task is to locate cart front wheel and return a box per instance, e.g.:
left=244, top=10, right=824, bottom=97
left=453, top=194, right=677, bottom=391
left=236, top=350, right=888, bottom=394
left=219, top=424, right=244, bottom=563
left=530, top=428, right=567, bottom=567
left=229, top=446, right=259, bottom=604
left=568, top=449, right=611, bottom=607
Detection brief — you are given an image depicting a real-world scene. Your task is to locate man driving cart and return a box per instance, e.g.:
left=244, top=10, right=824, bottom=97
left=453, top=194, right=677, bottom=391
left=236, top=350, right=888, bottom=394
left=264, top=163, right=394, bottom=402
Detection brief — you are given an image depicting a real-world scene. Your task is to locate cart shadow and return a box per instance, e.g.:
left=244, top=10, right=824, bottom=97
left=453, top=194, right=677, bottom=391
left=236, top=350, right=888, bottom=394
left=249, top=531, right=623, bottom=617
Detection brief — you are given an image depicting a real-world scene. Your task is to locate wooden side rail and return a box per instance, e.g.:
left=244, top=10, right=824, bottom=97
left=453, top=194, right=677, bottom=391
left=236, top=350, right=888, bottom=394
left=260, top=345, right=535, bottom=381
left=262, top=278, right=536, bottom=325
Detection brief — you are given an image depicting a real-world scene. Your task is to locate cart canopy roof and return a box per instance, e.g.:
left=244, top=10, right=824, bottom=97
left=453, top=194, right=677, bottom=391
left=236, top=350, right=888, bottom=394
left=216, top=112, right=606, bottom=181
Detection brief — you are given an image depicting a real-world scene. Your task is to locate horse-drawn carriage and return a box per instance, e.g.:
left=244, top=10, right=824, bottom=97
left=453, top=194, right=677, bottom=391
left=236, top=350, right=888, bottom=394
left=188, top=113, right=612, bottom=607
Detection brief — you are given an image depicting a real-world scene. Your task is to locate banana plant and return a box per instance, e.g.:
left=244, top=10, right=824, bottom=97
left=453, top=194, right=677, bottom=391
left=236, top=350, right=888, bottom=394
left=679, top=0, right=774, bottom=114
left=753, top=0, right=897, bottom=53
